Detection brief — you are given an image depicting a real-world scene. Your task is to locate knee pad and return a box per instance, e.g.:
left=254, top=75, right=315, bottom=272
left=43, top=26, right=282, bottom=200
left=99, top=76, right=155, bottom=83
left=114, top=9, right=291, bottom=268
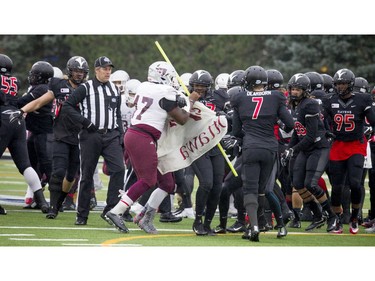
left=48, top=174, right=64, bottom=192
left=198, top=181, right=212, bottom=193
left=306, top=184, right=324, bottom=200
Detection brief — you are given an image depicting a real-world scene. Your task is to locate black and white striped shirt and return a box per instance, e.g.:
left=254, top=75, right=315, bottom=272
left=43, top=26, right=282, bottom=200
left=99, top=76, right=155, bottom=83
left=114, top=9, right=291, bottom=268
left=63, top=76, right=123, bottom=132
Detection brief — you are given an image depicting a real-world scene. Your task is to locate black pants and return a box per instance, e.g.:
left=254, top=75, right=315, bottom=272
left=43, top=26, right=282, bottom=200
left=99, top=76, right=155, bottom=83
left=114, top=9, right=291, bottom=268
left=77, top=129, right=125, bottom=219
left=27, top=132, right=53, bottom=183
left=0, top=110, right=31, bottom=173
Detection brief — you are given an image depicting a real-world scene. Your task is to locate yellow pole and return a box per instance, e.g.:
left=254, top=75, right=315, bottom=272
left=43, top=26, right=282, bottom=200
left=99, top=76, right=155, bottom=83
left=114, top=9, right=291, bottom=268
left=155, top=41, right=238, bottom=177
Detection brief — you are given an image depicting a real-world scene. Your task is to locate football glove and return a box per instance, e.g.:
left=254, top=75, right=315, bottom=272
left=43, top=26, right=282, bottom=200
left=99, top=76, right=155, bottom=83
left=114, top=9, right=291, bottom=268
left=280, top=148, right=294, bottom=167
left=176, top=94, right=187, bottom=108
left=364, top=126, right=374, bottom=140
left=221, top=135, right=239, bottom=151
left=9, top=109, right=25, bottom=124
left=325, top=131, right=336, bottom=143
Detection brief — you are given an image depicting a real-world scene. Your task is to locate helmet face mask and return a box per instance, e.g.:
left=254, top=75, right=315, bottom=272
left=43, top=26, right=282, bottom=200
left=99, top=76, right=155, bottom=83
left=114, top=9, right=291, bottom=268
left=148, top=61, right=179, bottom=89
left=110, top=70, right=130, bottom=94
left=66, top=56, right=89, bottom=85
left=124, top=79, right=141, bottom=104
left=28, top=61, right=54, bottom=85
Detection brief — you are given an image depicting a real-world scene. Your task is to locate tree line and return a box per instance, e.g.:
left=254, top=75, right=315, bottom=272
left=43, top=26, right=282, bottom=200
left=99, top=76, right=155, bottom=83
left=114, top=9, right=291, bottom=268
left=1, top=35, right=374, bottom=93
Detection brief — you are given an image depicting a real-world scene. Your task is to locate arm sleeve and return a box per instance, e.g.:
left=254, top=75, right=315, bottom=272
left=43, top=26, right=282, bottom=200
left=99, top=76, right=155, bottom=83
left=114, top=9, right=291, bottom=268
left=61, top=84, right=87, bottom=125
left=292, top=114, right=319, bottom=154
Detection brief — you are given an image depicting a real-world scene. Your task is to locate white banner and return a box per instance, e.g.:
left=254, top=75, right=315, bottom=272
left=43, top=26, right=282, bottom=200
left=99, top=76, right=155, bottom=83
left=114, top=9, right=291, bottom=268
left=157, top=100, right=228, bottom=174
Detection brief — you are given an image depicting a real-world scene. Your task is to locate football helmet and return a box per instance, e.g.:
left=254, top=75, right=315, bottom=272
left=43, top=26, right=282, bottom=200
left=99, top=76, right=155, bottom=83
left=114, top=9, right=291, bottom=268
left=333, top=68, right=355, bottom=96
left=53, top=67, right=64, bottom=79
left=148, top=61, right=179, bottom=89
left=287, top=73, right=311, bottom=101
left=189, top=70, right=213, bottom=89
left=353, top=77, right=369, bottom=93
left=243, top=65, right=268, bottom=91
left=0, top=54, right=13, bottom=76
left=215, top=73, right=230, bottom=90
left=266, top=69, right=283, bottom=90
left=321, top=73, right=334, bottom=94
left=28, top=61, right=54, bottom=85
left=125, top=79, right=141, bottom=104
left=305, top=72, right=324, bottom=91
left=227, top=70, right=245, bottom=89
left=66, top=56, right=89, bottom=84
left=110, top=70, right=130, bottom=94
left=178, top=72, right=192, bottom=92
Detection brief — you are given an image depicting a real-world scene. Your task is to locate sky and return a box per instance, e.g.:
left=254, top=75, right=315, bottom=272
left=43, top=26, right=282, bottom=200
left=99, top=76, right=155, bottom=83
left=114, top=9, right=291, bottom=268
left=4, top=0, right=374, bottom=35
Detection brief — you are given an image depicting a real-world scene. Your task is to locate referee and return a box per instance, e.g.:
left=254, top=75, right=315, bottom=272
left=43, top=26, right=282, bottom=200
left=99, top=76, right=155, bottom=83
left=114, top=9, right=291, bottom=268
left=62, top=56, right=125, bottom=225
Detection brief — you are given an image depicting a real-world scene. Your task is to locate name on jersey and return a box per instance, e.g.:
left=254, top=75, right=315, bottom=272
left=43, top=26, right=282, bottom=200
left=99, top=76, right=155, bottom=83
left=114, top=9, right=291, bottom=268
left=247, top=91, right=271, bottom=97
left=60, top=88, right=70, bottom=93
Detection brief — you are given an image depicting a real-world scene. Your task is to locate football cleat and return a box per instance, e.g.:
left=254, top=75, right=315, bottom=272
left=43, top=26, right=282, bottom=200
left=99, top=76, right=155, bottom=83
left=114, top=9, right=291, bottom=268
left=288, top=219, right=301, bottom=228
left=105, top=211, right=129, bottom=233
left=0, top=205, right=7, bottom=215
left=326, top=215, right=339, bottom=232
left=213, top=225, right=227, bottom=234
left=349, top=218, right=359, bottom=234
left=329, top=219, right=343, bottom=234
left=159, top=212, right=182, bottom=223
left=305, top=216, right=326, bottom=231
left=249, top=225, right=260, bottom=242
left=193, top=221, right=208, bottom=236
left=227, top=220, right=246, bottom=233
left=276, top=226, right=288, bottom=238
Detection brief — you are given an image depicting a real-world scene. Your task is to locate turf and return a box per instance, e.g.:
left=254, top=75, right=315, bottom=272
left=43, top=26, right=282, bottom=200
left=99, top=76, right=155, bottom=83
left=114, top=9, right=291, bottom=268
left=1, top=157, right=374, bottom=247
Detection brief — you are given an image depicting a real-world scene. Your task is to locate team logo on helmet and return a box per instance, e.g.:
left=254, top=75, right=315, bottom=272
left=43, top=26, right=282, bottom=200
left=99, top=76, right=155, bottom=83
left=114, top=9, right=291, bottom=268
left=336, top=69, right=347, bottom=80
left=156, top=66, right=167, bottom=76
left=75, top=57, right=87, bottom=68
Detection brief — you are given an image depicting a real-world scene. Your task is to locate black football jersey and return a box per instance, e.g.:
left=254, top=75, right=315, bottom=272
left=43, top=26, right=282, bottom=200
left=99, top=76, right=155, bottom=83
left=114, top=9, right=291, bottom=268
left=323, top=92, right=375, bottom=141
left=289, top=97, right=330, bottom=154
left=49, top=77, right=82, bottom=145
left=198, top=89, right=229, bottom=113
left=230, top=89, right=294, bottom=151
left=0, top=74, right=21, bottom=108
left=198, top=89, right=229, bottom=156
left=17, top=84, right=53, bottom=134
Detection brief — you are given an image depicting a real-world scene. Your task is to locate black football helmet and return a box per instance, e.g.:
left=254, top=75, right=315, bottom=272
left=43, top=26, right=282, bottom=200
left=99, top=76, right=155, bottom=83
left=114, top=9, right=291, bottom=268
left=305, top=72, right=324, bottom=91
left=0, top=54, right=13, bottom=76
left=287, top=73, right=311, bottom=102
left=189, top=70, right=213, bottom=89
left=227, top=70, right=245, bottom=89
left=321, top=73, right=334, bottom=94
left=266, top=69, right=283, bottom=90
left=333, top=68, right=355, bottom=96
left=28, top=61, right=54, bottom=85
left=243, top=65, right=268, bottom=91
left=66, top=56, right=89, bottom=84
left=353, top=77, right=369, bottom=93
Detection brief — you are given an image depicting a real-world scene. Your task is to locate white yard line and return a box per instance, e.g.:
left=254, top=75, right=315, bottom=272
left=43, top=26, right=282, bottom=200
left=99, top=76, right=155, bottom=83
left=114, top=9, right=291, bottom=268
left=9, top=238, right=89, bottom=241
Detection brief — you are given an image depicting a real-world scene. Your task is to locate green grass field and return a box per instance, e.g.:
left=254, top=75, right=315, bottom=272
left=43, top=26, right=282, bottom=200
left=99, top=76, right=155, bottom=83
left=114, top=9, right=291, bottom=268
left=1, top=157, right=374, bottom=280
left=1, top=157, right=374, bottom=247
